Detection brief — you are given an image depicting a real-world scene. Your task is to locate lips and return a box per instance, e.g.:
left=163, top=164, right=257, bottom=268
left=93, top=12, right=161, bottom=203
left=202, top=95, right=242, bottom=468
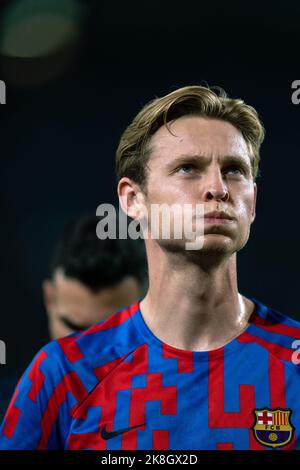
left=204, top=211, right=234, bottom=221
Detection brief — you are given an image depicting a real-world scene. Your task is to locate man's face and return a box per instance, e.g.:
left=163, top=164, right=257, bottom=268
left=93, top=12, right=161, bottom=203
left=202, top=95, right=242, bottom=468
left=139, top=115, right=257, bottom=256
left=43, top=270, right=142, bottom=339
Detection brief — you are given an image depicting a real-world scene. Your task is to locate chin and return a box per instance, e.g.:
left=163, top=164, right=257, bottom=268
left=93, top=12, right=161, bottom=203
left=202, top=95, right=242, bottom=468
left=157, top=237, right=230, bottom=256
left=195, top=241, right=232, bottom=255
left=200, top=232, right=250, bottom=255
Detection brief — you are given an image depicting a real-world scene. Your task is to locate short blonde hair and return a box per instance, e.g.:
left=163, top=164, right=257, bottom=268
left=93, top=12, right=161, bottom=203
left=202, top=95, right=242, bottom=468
left=116, top=85, right=265, bottom=190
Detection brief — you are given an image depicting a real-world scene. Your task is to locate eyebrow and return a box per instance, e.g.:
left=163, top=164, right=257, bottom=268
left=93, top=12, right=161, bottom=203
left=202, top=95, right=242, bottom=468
left=169, top=154, right=251, bottom=172
left=58, top=315, right=92, bottom=332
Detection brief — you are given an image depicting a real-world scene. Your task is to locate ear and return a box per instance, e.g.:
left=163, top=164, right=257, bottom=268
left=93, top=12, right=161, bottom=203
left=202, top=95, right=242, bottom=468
left=117, top=177, right=146, bottom=220
left=42, top=279, right=56, bottom=316
left=251, top=182, right=257, bottom=223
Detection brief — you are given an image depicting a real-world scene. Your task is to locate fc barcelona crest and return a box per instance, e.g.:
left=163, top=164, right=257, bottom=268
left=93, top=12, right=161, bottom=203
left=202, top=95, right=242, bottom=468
left=252, top=408, right=294, bottom=448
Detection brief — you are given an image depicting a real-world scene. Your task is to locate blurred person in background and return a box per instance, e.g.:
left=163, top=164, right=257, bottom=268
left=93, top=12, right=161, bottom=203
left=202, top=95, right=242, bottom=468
left=0, top=214, right=146, bottom=421
left=43, top=214, right=147, bottom=339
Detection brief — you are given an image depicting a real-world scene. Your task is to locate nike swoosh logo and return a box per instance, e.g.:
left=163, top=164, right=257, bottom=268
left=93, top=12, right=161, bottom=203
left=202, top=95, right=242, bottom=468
left=101, top=423, right=145, bottom=440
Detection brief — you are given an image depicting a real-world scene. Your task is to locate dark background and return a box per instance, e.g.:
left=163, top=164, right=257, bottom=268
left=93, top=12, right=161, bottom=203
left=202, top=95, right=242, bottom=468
left=0, top=0, right=299, bottom=405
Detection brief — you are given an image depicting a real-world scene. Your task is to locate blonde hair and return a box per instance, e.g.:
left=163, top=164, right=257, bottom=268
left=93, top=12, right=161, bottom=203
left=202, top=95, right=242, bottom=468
left=116, top=84, right=265, bottom=190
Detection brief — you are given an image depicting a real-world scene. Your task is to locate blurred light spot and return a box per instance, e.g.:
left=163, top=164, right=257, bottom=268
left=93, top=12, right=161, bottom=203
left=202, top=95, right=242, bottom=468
left=0, top=0, right=87, bottom=86
left=2, top=14, right=81, bottom=58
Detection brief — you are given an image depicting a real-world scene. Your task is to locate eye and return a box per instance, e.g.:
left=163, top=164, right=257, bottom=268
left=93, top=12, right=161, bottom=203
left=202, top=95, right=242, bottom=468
left=177, top=164, right=196, bottom=174
left=223, top=165, right=243, bottom=175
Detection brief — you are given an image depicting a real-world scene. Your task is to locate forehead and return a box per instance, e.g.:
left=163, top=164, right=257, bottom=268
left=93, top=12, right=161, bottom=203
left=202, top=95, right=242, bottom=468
left=53, top=270, right=140, bottom=313
left=148, top=115, right=250, bottom=163
left=54, top=270, right=95, bottom=309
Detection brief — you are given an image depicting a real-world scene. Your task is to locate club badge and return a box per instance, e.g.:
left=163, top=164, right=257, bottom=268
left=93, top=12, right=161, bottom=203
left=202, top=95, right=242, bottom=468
left=252, top=408, right=294, bottom=448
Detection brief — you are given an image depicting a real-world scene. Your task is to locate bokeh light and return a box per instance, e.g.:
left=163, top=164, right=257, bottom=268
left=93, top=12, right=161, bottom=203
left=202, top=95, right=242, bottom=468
left=0, top=0, right=87, bottom=87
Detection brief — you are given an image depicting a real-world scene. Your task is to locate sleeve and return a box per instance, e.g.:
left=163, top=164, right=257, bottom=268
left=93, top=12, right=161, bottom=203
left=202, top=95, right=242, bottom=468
left=0, top=341, right=69, bottom=450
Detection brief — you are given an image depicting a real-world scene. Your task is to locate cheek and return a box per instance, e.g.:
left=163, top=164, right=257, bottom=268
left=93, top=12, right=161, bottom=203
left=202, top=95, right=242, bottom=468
left=50, top=317, right=71, bottom=340
left=234, top=187, right=255, bottom=221
left=147, top=176, right=192, bottom=205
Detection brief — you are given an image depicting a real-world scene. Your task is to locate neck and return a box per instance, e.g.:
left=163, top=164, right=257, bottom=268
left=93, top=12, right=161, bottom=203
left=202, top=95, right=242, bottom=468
left=140, top=243, right=255, bottom=352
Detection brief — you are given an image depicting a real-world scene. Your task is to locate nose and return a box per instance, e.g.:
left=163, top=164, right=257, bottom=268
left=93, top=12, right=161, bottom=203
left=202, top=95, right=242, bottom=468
left=203, top=167, right=229, bottom=202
